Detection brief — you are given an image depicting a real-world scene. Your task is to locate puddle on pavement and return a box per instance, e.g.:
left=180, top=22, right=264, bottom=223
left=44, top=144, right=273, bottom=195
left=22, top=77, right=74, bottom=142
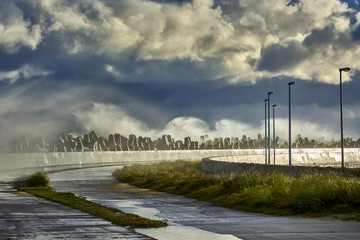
left=85, top=197, right=243, bottom=240
left=92, top=199, right=163, bottom=221
left=137, top=226, right=242, bottom=240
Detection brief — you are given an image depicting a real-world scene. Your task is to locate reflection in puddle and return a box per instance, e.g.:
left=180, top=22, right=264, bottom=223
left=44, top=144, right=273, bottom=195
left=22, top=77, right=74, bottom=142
left=94, top=199, right=163, bottom=221
left=86, top=198, right=242, bottom=240
left=137, top=226, right=242, bottom=240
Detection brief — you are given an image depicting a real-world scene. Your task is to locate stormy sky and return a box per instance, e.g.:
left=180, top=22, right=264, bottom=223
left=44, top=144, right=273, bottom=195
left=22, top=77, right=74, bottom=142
left=1, top=0, right=360, bottom=143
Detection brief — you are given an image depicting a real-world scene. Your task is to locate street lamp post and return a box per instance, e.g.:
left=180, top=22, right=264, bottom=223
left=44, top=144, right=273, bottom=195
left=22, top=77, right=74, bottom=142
left=272, top=104, right=277, bottom=165
left=264, top=99, right=268, bottom=164
left=267, top=92, right=273, bottom=164
left=288, top=82, right=295, bottom=166
left=339, top=67, right=351, bottom=169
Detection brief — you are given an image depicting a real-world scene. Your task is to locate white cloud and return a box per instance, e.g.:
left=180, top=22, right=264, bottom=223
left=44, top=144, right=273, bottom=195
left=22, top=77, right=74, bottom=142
left=0, top=82, right=68, bottom=140
left=272, top=118, right=339, bottom=143
left=0, top=2, right=42, bottom=53
left=132, top=0, right=235, bottom=61
left=1, top=83, right=359, bottom=143
left=0, top=64, right=51, bottom=84
left=40, top=0, right=91, bottom=32
left=231, top=0, right=358, bottom=84
left=160, top=117, right=211, bottom=139
left=82, top=0, right=359, bottom=83
left=38, top=0, right=142, bottom=54
left=1, top=0, right=359, bottom=84
left=213, top=119, right=260, bottom=138
left=73, top=103, right=260, bottom=140
left=73, top=103, right=156, bottom=138
left=73, top=102, right=352, bottom=143
left=105, top=64, right=122, bottom=79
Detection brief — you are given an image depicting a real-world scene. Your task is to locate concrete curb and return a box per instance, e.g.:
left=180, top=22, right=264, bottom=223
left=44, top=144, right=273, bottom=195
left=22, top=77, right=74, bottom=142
left=201, top=158, right=360, bottom=176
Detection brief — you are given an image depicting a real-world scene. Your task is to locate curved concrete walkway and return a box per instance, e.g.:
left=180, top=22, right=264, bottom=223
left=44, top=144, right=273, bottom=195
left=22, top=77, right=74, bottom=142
left=0, top=182, right=151, bottom=239
left=49, top=166, right=360, bottom=240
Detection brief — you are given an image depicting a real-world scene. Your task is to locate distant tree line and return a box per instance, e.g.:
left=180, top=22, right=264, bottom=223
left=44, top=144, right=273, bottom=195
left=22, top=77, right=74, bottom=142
left=1, top=131, right=360, bottom=153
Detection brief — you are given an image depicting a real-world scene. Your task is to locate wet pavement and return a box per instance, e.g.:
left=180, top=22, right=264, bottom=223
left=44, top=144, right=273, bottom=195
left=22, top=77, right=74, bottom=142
left=49, top=166, right=360, bottom=240
left=0, top=182, right=152, bottom=239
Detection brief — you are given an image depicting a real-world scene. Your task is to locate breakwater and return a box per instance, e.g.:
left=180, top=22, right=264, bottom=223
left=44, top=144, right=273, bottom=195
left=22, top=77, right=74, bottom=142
left=4, top=131, right=360, bottom=153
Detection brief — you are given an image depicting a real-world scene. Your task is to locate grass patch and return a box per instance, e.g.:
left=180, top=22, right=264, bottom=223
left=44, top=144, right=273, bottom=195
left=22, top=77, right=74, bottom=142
left=15, top=172, right=167, bottom=229
left=113, top=161, right=360, bottom=220
left=26, top=171, right=50, bottom=187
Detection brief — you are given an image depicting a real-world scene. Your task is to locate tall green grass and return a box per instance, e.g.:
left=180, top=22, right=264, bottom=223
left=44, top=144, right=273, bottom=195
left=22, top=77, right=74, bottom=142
left=26, top=171, right=50, bottom=187
left=113, top=161, right=360, bottom=220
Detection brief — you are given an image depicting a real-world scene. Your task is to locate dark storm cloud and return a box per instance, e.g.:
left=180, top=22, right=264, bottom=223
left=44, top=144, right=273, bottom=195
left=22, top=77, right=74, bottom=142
left=303, top=26, right=339, bottom=48
left=303, top=25, right=355, bottom=50
left=287, top=0, right=301, bottom=6
left=257, top=42, right=307, bottom=72
left=351, top=24, right=360, bottom=40
left=1, top=0, right=360, bottom=142
left=1, top=0, right=358, bottom=82
left=149, top=0, right=191, bottom=4
left=12, top=0, right=43, bottom=25
left=258, top=22, right=358, bottom=74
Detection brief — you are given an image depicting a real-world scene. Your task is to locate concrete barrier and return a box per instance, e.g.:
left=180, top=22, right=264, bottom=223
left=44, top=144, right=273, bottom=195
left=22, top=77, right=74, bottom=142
left=201, top=158, right=360, bottom=176
left=0, top=150, right=250, bottom=181
left=201, top=148, right=360, bottom=176
left=1, top=148, right=359, bottom=181
left=211, top=148, right=360, bottom=167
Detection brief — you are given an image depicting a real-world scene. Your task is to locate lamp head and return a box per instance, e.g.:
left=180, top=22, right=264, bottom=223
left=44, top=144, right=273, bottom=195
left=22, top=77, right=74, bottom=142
left=264, top=99, right=268, bottom=102
left=272, top=104, right=277, bottom=107
left=339, top=67, right=351, bottom=72
left=288, top=81, right=295, bottom=86
left=267, top=91, right=274, bottom=96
